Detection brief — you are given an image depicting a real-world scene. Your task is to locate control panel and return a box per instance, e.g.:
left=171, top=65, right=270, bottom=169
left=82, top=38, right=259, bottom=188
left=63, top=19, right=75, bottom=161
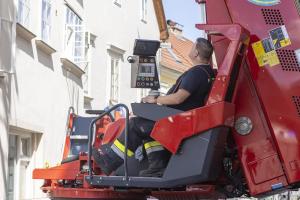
left=136, top=56, right=159, bottom=89
left=130, top=39, right=161, bottom=90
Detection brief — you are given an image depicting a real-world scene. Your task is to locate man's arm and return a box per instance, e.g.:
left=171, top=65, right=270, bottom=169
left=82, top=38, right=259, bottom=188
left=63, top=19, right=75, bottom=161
left=142, top=89, right=191, bottom=105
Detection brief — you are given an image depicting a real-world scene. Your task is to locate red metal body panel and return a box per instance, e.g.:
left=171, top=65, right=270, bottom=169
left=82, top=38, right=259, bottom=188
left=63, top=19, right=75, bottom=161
left=33, top=160, right=81, bottom=180
left=151, top=102, right=235, bottom=153
left=102, top=118, right=125, bottom=144
left=205, top=0, right=300, bottom=195
left=231, top=62, right=288, bottom=194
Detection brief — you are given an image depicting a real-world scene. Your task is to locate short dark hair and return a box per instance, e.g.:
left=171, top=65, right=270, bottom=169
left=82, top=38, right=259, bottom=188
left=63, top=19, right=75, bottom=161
left=196, top=38, right=213, bottom=61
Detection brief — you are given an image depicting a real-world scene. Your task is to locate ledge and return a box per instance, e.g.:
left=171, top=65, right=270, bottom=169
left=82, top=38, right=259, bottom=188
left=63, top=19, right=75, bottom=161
left=107, top=44, right=126, bottom=55
left=9, top=120, right=44, bottom=135
left=16, top=22, right=36, bottom=41
left=0, top=71, right=6, bottom=78
left=114, top=1, right=121, bottom=7
left=141, top=19, right=147, bottom=24
left=0, top=70, right=13, bottom=79
left=35, top=40, right=56, bottom=55
left=61, top=57, right=85, bottom=78
left=84, top=95, right=94, bottom=101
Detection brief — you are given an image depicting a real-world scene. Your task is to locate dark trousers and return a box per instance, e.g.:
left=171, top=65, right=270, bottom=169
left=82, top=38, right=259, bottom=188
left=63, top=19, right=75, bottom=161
left=117, top=117, right=155, bottom=152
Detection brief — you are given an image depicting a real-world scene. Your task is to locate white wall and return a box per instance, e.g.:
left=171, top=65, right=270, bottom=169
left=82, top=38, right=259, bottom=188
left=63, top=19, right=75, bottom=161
left=84, top=0, right=160, bottom=109
left=0, top=0, right=15, bottom=198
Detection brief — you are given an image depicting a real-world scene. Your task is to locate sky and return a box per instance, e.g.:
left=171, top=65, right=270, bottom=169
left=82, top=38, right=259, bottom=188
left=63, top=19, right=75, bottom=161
left=162, top=0, right=205, bottom=41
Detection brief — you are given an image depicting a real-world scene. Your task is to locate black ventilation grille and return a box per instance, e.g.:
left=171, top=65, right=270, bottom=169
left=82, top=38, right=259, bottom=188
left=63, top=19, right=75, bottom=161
left=292, top=96, right=300, bottom=117
left=276, top=49, right=300, bottom=72
left=262, top=9, right=284, bottom=25
left=295, top=0, right=300, bottom=16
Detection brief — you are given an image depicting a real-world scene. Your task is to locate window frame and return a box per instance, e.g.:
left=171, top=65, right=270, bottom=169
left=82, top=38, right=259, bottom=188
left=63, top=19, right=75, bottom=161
left=141, top=0, right=147, bottom=22
left=110, top=56, right=121, bottom=104
left=64, top=5, right=86, bottom=64
left=41, top=0, right=52, bottom=43
left=17, top=0, right=30, bottom=27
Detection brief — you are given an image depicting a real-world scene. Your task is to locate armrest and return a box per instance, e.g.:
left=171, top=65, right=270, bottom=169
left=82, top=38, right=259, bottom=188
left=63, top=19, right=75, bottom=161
left=131, top=103, right=183, bottom=121
left=85, top=110, right=105, bottom=115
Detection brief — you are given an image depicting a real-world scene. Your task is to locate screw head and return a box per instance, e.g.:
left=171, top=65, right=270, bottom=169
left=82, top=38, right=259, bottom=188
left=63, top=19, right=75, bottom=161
left=235, top=117, right=253, bottom=135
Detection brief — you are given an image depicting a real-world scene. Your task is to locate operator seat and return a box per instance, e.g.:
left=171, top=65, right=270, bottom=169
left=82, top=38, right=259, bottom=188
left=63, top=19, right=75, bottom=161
left=113, top=102, right=228, bottom=186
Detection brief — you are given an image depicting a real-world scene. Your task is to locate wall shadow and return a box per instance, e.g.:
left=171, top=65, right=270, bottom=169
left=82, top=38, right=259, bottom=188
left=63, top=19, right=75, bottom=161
left=0, top=77, right=10, bottom=199
left=16, top=37, right=34, bottom=58
left=37, top=49, right=54, bottom=71
left=62, top=68, right=83, bottom=88
left=76, top=0, right=84, bottom=8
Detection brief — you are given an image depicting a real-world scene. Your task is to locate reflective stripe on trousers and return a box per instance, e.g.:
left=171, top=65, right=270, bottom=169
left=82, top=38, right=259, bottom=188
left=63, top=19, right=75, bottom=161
left=144, top=141, right=164, bottom=154
left=111, top=139, right=134, bottom=159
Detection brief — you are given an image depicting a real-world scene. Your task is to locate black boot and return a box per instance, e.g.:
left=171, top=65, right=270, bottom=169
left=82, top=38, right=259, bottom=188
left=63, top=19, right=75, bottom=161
left=92, top=145, right=123, bottom=175
left=139, top=150, right=170, bottom=177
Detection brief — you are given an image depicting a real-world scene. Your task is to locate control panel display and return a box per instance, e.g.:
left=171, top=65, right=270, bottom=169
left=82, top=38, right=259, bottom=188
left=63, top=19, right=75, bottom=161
left=138, top=63, right=155, bottom=77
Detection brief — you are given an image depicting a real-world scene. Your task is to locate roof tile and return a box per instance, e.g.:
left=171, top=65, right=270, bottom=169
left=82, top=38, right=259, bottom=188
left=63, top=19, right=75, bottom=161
left=160, top=33, right=194, bottom=72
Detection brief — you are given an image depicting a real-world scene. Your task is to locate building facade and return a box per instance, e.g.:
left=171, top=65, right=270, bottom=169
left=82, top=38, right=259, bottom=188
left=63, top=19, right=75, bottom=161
left=0, top=0, right=166, bottom=199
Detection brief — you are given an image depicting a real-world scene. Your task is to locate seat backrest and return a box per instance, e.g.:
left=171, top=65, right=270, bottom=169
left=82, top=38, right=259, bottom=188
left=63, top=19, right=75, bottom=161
left=69, top=116, right=96, bottom=155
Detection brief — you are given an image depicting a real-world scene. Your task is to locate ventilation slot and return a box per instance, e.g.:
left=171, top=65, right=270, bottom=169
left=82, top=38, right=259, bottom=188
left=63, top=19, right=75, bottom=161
left=262, top=9, right=284, bottom=25
left=295, top=0, right=300, bottom=16
left=292, top=96, right=300, bottom=117
left=276, top=49, right=300, bottom=72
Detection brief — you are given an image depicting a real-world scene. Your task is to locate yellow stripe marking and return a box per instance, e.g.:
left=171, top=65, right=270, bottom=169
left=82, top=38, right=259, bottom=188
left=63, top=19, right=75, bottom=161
left=144, top=141, right=162, bottom=149
left=113, top=139, right=134, bottom=157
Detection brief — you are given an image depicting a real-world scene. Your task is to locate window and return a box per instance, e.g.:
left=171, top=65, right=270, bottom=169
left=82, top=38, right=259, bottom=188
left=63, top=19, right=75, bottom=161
left=110, top=57, right=120, bottom=104
left=17, top=0, right=30, bottom=27
left=8, top=135, right=17, bottom=200
left=141, top=0, right=147, bottom=22
left=0, top=18, right=14, bottom=72
left=41, top=0, right=52, bottom=42
left=8, top=131, right=41, bottom=200
left=65, top=6, right=85, bottom=64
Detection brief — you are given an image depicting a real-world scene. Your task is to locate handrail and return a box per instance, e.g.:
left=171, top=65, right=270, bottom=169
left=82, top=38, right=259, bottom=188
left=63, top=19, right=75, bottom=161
left=85, top=109, right=115, bottom=122
left=87, top=104, right=130, bottom=181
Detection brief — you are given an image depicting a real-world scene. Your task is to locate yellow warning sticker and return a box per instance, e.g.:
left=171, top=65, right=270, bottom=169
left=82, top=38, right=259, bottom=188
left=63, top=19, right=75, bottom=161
left=252, top=38, right=280, bottom=67
left=252, top=40, right=266, bottom=66
left=264, top=51, right=280, bottom=67
left=269, top=25, right=291, bottom=49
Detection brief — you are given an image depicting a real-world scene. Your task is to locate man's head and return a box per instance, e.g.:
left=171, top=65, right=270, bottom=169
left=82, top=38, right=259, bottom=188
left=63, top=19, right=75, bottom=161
left=189, top=37, right=213, bottom=64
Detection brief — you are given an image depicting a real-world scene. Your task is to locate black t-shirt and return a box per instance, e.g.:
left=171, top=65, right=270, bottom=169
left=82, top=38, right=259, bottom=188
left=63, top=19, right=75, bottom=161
left=167, top=64, right=215, bottom=111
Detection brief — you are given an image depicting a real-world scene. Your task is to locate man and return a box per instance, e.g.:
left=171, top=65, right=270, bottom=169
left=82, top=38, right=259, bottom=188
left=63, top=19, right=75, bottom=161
left=93, top=37, right=215, bottom=177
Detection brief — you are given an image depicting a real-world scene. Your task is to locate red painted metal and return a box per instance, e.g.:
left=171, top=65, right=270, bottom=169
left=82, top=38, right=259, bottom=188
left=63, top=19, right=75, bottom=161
left=151, top=102, right=235, bottom=154
left=62, top=135, right=71, bottom=159
left=42, top=187, right=149, bottom=200
left=33, top=155, right=86, bottom=180
left=231, top=61, right=288, bottom=195
left=102, top=118, right=125, bottom=145
left=205, top=0, right=300, bottom=196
